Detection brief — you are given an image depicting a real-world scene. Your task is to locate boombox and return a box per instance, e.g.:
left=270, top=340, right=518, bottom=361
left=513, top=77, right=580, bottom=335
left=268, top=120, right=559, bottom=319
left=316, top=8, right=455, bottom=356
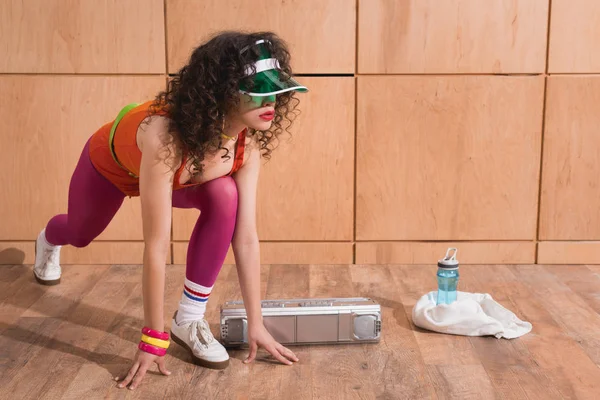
left=219, top=297, right=381, bottom=347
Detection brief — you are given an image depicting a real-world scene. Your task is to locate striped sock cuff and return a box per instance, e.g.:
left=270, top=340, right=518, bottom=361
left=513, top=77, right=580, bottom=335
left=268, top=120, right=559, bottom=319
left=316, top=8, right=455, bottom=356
left=183, top=278, right=212, bottom=303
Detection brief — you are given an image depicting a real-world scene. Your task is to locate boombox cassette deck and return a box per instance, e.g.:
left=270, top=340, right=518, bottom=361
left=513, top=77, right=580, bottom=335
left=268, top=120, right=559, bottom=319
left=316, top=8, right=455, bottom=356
left=220, top=297, right=381, bottom=347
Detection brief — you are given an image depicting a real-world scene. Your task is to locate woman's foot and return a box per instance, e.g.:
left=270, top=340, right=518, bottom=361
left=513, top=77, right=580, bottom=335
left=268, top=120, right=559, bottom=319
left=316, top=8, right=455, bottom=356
left=33, top=229, right=62, bottom=285
left=170, top=311, right=230, bottom=369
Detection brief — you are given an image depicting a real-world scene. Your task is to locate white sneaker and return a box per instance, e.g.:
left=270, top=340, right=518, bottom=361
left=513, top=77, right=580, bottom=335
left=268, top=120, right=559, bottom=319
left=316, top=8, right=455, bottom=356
left=170, top=312, right=230, bottom=369
left=33, top=229, right=62, bottom=285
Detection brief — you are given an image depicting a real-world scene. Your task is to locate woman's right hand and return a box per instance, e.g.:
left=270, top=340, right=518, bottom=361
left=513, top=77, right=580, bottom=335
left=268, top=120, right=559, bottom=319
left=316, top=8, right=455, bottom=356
left=115, top=349, right=171, bottom=390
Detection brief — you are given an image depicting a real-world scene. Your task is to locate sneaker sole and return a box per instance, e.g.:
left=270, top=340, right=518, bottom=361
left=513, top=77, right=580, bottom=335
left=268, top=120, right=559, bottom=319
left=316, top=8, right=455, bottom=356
left=33, top=271, right=61, bottom=286
left=170, top=332, right=230, bottom=370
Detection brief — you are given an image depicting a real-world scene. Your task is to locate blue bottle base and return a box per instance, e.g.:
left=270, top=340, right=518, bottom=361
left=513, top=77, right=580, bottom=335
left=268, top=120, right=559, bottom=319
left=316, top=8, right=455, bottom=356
left=436, top=289, right=457, bottom=305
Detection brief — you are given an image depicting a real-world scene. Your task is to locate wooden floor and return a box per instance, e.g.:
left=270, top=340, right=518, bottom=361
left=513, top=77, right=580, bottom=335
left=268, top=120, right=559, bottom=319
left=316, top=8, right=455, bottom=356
left=1, top=263, right=600, bottom=399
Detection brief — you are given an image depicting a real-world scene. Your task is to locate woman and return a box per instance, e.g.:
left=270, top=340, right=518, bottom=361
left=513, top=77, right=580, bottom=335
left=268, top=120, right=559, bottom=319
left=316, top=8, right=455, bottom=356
left=32, top=31, right=308, bottom=390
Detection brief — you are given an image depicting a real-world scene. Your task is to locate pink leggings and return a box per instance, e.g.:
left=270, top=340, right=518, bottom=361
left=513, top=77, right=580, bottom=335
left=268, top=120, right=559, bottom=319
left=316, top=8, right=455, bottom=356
left=45, top=140, right=237, bottom=287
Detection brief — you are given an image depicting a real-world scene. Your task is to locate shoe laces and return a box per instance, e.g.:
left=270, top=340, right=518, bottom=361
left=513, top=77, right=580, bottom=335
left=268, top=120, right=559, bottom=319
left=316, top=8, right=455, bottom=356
left=189, top=319, right=215, bottom=348
left=43, top=246, right=60, bottom=269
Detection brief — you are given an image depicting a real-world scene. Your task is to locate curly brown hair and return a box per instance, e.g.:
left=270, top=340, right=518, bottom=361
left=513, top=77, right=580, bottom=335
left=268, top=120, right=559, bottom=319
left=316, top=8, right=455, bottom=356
left=150, top=31, right=301, bottom=174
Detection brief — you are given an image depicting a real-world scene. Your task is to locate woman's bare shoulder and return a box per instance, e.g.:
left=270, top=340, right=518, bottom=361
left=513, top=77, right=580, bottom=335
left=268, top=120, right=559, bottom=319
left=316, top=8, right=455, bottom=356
left=137, top=115, right=181, bottom=166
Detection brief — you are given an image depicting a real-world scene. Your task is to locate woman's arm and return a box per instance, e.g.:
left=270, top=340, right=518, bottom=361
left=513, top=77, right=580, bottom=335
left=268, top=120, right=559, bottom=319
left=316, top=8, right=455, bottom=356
left=117, top=116, right=175, bottom=390
left=231, top=143, right=262, bottom=325
left=138, top=118, right=176, bottom=333
left=232, top=142, right=298, bottom=366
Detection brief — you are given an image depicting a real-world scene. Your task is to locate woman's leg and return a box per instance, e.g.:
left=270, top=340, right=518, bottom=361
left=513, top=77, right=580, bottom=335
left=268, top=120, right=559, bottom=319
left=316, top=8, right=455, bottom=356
left=35, top=139, right=126, bottom=284
left=45, top=140, right=126, bottom=247
left=172, top=176, right=239, bottom=324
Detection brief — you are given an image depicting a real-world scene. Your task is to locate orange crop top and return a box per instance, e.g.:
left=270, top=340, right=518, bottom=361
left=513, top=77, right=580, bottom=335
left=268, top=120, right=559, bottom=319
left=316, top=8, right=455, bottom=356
left=89, top=101, right=246, bottom=197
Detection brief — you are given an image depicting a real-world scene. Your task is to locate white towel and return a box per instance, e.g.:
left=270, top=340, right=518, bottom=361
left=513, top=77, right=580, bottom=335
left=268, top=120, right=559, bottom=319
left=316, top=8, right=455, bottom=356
left=411, top=291, right=532, bottom=339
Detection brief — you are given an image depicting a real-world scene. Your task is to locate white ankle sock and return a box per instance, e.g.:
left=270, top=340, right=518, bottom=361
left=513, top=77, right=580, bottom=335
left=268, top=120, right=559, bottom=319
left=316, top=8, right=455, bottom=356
left=176, top=278, right=213, bottom=324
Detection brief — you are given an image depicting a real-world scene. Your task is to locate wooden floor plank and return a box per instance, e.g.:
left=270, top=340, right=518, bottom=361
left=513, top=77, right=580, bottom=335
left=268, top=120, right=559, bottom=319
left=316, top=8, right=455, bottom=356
left=356, top=265, right=436, bottom=399
left=6, top=265, right=135, bottom=399
left=466, top=265, right=564, bottom=399
left=543, top=265, right=600, bottom=366
left=275, top=265, right=356, bottom=399
left=508, top=265, right=600, bottom=399
left=0, top=265, right=29, bottom=299
left=0, top=266, right=47, bottom=331
left=0, top=264, right=111, bottom=399
left=2, top=263, right=600, bottom=399
left=545, top=264, right=600, bottom=314
left=105, top=264, right=194, bottom=399
left=517, top=265, right=600, bottom=336
left=390, top=265, right=481, bottom=366
left=244, top=265, right=310, bottom=400
left=309, top=265, right=355, bottom=298
left=426, top=365, right=495, bottom=399
left=178, top=264, right=254, bottom=400
left=308, top=266, right=370, bottom=400
left=265, top=264, right=310, bottom=299
left=586, top=265, right=600, bottom=274
left=513, top=265, right=600, bottom=339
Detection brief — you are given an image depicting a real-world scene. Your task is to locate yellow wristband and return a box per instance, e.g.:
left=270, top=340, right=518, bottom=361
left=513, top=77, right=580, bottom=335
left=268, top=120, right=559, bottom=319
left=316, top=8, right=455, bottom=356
left=141, top=334, right=170, bottom=349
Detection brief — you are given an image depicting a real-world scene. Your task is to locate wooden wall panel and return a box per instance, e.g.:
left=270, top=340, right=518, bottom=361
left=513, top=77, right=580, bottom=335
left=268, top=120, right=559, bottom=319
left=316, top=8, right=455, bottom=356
left=172, top=209, right=198, bottom=242
left=173, top=77, right=355, bottom=241
left=0, top=0, right=165, bottom=73
left=0, top=76, right=166, bottom=241
left=356, top=76, right=544, bottom=241
left=166, top=0, right=355, bottom=74
left=540, top=77, right=600, bottom=240
left=0, top=242, right=167, bottom=265
left=61, top=242, right=150, bottom=265
left=356, top=242, right=535, bottom=265
left=2, top=1, right=599, bottom=266
left=538, top=242, right=600, bottom=264
left=358, top=0, right=549, bottom=74
left=173, top=242, right=353, bottom=265
left=549, top=0, right=600, bottom=73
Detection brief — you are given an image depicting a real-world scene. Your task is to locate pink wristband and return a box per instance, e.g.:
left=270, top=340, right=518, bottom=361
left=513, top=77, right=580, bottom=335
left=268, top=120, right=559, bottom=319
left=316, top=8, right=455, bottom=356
left=138, top=341, right=167, bottom=357
left=142, top=327, right=170, bottom=341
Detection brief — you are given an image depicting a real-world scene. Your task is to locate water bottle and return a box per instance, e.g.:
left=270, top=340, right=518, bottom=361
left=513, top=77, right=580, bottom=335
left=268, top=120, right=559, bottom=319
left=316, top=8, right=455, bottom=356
left=436, top=248, right=459, bottom=305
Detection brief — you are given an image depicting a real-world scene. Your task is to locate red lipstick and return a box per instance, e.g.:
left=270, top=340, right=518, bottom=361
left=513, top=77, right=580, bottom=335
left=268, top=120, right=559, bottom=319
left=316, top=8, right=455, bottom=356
left=259, top=111, right=275, bottom=121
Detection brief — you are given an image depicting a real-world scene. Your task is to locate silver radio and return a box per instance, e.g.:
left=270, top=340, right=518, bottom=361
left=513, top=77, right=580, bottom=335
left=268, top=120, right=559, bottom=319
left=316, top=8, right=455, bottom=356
left=219, top=297, right=381, bottom=347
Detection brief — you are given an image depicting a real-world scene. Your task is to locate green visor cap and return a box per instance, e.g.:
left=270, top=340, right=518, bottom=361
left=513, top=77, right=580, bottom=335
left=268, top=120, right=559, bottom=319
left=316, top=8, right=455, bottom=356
left=239, top=40, right=308, bottom=97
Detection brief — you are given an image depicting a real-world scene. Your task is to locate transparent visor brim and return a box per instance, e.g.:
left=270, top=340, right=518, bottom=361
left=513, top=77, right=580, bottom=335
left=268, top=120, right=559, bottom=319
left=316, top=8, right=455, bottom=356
left=239, top=68, right=308, bottom=96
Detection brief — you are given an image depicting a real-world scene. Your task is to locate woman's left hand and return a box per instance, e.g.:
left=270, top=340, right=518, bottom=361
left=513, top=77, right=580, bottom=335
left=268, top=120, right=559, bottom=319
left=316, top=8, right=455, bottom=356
left=244, top=322, right=299, bottom=365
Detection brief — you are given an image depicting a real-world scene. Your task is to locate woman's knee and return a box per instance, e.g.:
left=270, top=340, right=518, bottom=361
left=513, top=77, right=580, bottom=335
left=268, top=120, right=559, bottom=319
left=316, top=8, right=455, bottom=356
left=69, top=235, right=94, bottom=248
left=200, top=176, right=238, bottom=212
